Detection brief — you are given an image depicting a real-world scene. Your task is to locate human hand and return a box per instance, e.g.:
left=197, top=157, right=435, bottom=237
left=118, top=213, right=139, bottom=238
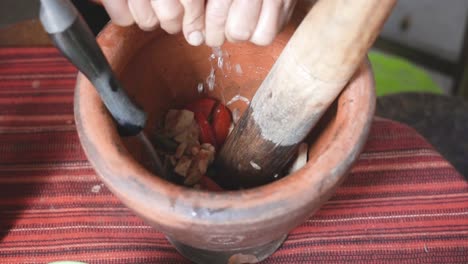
left=99, top=0, right=297, bottom=47
left=204, top=0, right=297, bottom=46
left=100, top=0, right=196, bottom=42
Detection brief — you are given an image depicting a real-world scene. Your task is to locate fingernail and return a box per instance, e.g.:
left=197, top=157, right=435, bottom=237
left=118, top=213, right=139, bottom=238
left=188, top=31, right=204, bottom=46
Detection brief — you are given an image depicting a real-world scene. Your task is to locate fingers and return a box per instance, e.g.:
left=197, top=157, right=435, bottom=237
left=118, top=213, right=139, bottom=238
left=128, top=0, right=159, bottom=30
left=206, top=0, right=292, bottom=46
left=225, top=0, right=262, bottom=42
left=151, top=0, right=184, bottom=34
left=205, top=0, right=232, bottom=47
left=101, top=0, right=134, bottom=26
left=250, top=0, right=282, bottom=45
left=101, top=0, right=295, bottom=46
left=180, top=0, right=205, bottom=46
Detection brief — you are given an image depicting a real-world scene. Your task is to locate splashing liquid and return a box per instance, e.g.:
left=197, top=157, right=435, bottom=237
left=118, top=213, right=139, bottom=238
left=136, top=132, right=166, bottom=178
left=207, top=47, right=249, bottom=109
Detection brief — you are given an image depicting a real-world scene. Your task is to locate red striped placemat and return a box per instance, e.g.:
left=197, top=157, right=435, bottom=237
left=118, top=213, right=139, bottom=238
left=0, top=47, right=467, bottom=264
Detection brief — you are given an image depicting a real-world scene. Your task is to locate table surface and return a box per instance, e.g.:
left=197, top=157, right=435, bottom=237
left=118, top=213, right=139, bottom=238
left=0, top=47, right=467, bottom=264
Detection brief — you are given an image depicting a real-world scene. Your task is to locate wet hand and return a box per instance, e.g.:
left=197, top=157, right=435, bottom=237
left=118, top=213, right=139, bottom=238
left=99, top=0, right=297, bottom=47
left=205, top=0, right=297, bottom=46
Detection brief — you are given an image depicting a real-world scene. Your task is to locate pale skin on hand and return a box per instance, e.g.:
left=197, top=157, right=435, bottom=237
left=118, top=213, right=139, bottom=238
left=99, top=0, right=298, bottom=46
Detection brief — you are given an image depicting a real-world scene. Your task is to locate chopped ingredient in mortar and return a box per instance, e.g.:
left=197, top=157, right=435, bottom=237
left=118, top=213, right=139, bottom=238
left=151, top=97, right=231, bottom=191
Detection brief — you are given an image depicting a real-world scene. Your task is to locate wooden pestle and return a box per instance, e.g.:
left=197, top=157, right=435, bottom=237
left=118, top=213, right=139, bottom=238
left=217, top=0, right=397, bottom=188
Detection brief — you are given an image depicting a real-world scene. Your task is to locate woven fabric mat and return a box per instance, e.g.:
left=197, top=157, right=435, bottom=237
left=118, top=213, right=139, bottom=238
left=0, top=48, right=467, bottom=264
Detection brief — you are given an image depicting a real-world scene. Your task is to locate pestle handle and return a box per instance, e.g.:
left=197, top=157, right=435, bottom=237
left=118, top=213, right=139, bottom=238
left=39, top=0, right=147, bottom=136
left=218, top=0, right=397, bottom=188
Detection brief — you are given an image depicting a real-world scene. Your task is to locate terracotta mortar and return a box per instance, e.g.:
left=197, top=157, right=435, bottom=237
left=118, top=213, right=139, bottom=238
left=74, top=17, right=375, bottom=263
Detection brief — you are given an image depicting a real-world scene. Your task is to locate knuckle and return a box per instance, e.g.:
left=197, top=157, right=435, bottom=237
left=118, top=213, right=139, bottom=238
left=154, top=1, right=183, bottom=21
left=185, top=12, right=204, bottom=27
left=207, top=12, right=227, bottom=26
left=206, top=0, right=230, bottom=20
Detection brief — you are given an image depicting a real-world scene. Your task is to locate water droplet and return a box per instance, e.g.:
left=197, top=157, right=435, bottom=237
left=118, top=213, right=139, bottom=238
left=197, top=82, right=204, bottom=93
left=206, top=68, right=215, bottom=91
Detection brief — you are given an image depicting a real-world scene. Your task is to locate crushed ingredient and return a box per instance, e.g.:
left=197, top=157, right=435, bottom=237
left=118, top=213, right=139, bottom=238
left=288, top=142, right=309, bottom=174
left=152, top=97, right=232, bottom=191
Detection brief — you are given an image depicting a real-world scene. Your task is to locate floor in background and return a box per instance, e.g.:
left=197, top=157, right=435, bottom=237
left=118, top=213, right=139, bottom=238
left=377, top=93, right=468, bottom=178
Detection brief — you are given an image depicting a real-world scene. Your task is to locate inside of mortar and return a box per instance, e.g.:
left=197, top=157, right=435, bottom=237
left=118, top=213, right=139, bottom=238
left=118, top=31, right=338, bottom=191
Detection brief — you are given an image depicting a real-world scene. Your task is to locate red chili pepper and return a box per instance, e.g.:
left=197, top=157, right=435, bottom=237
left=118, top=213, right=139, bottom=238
left=194, top=112, right=217, bottom=147
left=200, top=175, right=224, bottom=191
left=185, top=98, right=217, bottom=119
left=212, top=103, right=232, bottom=147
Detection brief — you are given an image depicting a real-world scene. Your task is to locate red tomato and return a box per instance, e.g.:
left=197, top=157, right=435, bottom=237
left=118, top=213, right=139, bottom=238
left=199, top=175, right=224, bottom=191
left=185, top=98, right=217, bottom=119
left=212, top=104, right=232, bottom=147
left=194, top=112, right=217, bottom=147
